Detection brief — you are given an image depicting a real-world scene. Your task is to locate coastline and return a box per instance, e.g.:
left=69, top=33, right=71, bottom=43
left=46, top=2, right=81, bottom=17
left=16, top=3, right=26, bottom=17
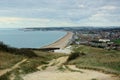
left=42, top=32, right=73, bottom=49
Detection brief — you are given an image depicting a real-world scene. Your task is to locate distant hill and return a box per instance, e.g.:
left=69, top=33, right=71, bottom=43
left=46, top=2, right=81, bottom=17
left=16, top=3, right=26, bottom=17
left=22, top=26, right=120, bottom=31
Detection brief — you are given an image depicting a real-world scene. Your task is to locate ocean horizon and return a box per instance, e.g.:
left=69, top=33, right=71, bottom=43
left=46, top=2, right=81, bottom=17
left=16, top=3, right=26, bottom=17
left=0, top=28, right=66, bottom=48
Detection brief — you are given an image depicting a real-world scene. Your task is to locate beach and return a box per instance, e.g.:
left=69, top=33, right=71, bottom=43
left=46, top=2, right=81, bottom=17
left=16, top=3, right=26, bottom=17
left=42, top=32, right=73, bottom=49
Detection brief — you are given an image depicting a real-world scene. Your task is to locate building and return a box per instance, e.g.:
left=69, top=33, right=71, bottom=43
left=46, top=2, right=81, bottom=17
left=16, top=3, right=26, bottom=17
left=99, top=39, right=110, bottom=43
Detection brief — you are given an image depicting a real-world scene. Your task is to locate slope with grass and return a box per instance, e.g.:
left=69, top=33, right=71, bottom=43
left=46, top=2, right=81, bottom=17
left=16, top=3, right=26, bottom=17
left=23, top=56, right=118, bottom=80
left=0, top=59, right=27, bottom=76
left=67, top=45, right=120, bottom=76
left=0, top=42, right=119, bottom=80
left=0, top=43, right=66, bottom=80
left=0, top=51, right=24, bottom=70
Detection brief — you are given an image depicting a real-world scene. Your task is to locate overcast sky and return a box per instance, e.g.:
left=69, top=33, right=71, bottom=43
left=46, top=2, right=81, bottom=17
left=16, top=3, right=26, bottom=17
left=0, top=0, right=120, bottom=28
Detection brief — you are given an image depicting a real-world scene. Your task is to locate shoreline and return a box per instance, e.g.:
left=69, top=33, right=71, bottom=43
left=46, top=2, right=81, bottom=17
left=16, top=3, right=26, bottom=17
left=42, top=32, right=73, bottom=49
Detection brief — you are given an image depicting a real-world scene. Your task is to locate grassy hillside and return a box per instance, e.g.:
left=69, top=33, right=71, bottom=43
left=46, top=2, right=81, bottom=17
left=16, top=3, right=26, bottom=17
left=0, top=43, right=66, bottom=80
left=0, top=51, right=24, bottom=70
left=0, top=50, right=66, bottom=80
left=0, top=42, right=37, bottom=57
left=67, top=45, right=120, bottom=75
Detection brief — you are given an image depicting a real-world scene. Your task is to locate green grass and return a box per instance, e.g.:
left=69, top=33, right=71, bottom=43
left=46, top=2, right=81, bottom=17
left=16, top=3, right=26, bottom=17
left=67, top=45, right=120, bottom=75
left=113, top=39, right=120, bottom=44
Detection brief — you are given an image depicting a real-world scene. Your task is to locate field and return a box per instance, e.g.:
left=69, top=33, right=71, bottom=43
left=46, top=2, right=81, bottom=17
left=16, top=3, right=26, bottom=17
left=67, top=45, right=120, bottom=75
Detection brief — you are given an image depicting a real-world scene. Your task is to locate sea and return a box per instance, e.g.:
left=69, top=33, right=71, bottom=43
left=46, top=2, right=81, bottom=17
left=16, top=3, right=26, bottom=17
left=0, top=28, right=66, bottom=48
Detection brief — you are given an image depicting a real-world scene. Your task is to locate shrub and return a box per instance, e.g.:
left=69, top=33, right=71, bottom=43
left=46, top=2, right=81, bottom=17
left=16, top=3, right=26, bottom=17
left=67, top=51, right=85, bottom=61
left=0, top=72, right=10, bottom=80
left=0, top=42, right=37, bottom=58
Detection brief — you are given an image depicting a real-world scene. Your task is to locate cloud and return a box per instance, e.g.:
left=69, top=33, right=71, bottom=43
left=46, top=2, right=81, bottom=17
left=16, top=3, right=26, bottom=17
left=78, top=4, right=85, bottom=8
left=0, top=17, right=77, bottom=28
left=101, top=5, right=118, bottom=10
left=88, top=13, right=108, bottom=23
left=91, top=13, right=107, bottom=17
left=0, top=0, right=120, bottom=27
left=0, top=17, right=50, bottom=23
left=0, top=17, right=51, bottom=28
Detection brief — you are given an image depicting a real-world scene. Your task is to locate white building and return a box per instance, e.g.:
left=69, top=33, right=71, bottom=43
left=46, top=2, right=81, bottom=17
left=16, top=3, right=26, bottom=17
left=99, top=39, right=110, bottom=43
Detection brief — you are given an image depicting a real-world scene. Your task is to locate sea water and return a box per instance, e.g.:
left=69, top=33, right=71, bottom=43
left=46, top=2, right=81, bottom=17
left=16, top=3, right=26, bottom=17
left=0, top=28, right=66, bottom=48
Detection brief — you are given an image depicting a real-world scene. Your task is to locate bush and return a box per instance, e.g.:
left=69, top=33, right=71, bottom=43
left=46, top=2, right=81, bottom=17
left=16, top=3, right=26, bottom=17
left=0, top=42, right=37, bottom=58
left=67, top=51, right=85, bottom=61
left=15, top=49, right=38, bottom=57
left=0, top=72, right=10, bottom=80
left=0, top=42, right=10, bottom=51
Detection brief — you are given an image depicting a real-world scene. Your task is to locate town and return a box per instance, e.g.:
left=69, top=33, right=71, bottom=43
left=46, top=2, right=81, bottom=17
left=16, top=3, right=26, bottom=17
left=24, top=27, right=120, bottom=50
left=71, top=27, right=120, bottom=50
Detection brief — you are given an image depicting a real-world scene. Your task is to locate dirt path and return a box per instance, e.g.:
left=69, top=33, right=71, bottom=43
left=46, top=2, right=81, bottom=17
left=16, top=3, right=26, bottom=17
left=0, top=59, right=27, bottom=76
left=23, top=57, right=118, bottom=80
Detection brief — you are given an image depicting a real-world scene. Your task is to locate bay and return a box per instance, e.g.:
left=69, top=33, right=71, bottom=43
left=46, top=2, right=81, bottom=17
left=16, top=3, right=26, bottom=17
left=0, top=28, right=66, bottom=48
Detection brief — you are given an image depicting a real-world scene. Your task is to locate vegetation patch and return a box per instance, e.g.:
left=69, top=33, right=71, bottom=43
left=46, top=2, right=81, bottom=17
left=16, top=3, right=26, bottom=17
left=65, top=65, right=83, bottom=73
left=0, top=51, right=23, bottom=69
left=67, top=45, right=120, bottom=75
left=0, top=42, right=37, bottom=57
left=41, top=65, right=48, bottom=70
left=0, top=45, right=66, bottom=80
left=113, top=39, right=120, bottom=44
left=91, top=78, right=98, bottom=80
left=0, top=72, right=11, bottom=80
left=58, top=65, right=66, bottom=72
left=33, top=50, right=67, bottom=60
left=67, top=51, right=85, bottom=61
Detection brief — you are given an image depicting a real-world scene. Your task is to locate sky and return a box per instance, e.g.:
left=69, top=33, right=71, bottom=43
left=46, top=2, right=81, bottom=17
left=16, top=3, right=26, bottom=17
left=0, top=0, right=120, bottom=28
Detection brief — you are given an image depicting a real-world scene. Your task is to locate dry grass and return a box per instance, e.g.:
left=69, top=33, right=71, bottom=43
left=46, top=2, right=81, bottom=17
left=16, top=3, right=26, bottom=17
left=0, top=50, right=66, bottom=80
left=0, top=51, right=23, bottom=70
left=67, top=45, right=120, bottom=75
left=33, top=50, right=67, bottom=59
left=18, top=50, right=67, bottom=74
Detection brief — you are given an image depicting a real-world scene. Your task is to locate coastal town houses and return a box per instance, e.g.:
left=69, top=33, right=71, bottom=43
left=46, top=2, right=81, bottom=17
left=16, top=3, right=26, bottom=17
left=89, top=39, right=110, bottom=47
left=99, top=39, right=110, bottom=43
left=89, top=40, right=108, bottom=48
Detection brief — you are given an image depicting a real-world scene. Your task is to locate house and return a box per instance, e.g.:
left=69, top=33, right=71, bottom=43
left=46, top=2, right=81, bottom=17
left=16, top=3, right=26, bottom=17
left=89, top=41, right=107, bottom=48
